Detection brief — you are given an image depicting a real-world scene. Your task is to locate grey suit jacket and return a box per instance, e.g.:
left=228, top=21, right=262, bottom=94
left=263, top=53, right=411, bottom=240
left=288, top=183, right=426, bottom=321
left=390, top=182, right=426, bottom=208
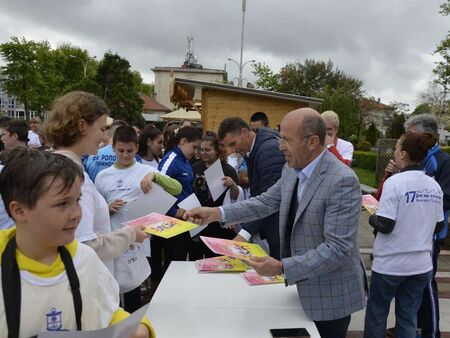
left=222, top=150, right=367, bottom=321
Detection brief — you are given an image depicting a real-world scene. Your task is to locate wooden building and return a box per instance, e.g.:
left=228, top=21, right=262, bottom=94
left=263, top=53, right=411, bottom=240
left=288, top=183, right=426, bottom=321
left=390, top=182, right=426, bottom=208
left=170, top=78, right=323, bottom=132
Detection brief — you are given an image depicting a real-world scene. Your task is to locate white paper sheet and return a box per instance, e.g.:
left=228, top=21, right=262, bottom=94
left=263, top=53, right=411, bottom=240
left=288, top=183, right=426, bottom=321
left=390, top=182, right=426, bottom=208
left=37, top=303, right=150, bottom=338
left=126, top=183, right=177, bottom=220
left=178, top=193, right=201, bottom=210
left=203, top=159, right=226, bottom=202
left=178, top=193, right=208, bottom=238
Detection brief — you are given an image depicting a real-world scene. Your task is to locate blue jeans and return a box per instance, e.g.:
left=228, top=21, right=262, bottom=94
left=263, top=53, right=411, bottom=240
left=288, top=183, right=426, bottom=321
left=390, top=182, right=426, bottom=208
left=364, top=270, right=432, bottom=338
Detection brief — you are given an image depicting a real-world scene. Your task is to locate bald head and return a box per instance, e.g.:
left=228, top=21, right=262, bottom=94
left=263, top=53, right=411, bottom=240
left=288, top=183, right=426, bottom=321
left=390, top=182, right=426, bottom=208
left=282, top=108, right=326, bottom=145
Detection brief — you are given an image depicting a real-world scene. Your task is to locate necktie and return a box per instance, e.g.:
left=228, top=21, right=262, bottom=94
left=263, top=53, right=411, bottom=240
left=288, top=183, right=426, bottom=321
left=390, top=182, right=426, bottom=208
left=284, top=178, right=299, bottom=257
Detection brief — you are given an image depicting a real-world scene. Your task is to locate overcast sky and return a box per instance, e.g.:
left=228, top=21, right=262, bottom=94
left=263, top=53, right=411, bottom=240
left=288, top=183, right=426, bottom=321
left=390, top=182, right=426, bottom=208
left=0, top=0, right=448, bottom=111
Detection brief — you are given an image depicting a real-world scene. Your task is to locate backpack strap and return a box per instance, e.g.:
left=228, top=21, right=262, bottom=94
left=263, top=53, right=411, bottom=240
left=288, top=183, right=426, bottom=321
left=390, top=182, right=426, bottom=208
left=1, top=236, right=83, bottom=337
left=58, top=246, right=82, bottom=331
left=1, top=237, right=21, bottom=338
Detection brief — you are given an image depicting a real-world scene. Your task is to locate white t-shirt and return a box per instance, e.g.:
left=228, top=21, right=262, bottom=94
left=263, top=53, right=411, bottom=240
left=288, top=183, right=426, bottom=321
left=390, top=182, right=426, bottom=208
left=0, top=241, right=120, bottom=336
left=141, top=158, right=159, bottom=169
left=95, top=162, right=155, bottom=257
left=336, top=138, right=354, bottom=162
left=372, top=170, right=444, bottom=276
left=0, top=166, right=14, bottom=230
left=27, top=130, right=41, bottom=148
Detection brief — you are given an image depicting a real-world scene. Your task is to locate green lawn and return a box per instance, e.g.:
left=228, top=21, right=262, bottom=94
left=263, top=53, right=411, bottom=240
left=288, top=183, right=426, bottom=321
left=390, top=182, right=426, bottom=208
left=353, top=167, right=376, bottom=188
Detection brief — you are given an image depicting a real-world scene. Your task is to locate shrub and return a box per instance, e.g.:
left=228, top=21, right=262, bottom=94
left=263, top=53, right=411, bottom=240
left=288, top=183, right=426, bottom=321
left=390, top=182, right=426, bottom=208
left=356, top=140, right=372, bottom=151
left=353, top=151, right=377, bottom=170
left=442, top=146, right=450, bottom=155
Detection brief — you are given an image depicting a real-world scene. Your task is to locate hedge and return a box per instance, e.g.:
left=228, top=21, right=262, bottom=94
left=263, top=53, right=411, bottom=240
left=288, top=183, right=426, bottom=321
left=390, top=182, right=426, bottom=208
left=352, top=151, right=377, bottom=170
left=442, top=146, right=450, bottom=155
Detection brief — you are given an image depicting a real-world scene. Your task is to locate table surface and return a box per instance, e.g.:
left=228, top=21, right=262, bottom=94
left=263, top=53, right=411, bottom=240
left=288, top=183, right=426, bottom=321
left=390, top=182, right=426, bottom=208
left=147, top=261, right=320, bottom=337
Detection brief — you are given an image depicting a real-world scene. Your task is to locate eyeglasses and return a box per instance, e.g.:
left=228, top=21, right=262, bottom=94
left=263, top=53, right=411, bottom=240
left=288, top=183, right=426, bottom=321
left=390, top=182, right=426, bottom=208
left=277, top=134, right=313, bottom=146
left=200, top=148, right=213, bottom=153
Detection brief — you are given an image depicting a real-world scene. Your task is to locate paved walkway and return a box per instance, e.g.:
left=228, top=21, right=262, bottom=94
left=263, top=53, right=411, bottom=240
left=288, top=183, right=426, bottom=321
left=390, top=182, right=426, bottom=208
left=348, top=210, right=450, bottom=336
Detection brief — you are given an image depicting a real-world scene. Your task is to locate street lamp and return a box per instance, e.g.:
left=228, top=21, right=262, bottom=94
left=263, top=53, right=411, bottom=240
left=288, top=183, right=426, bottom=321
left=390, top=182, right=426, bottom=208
left=228, top=58, right=255, bottom=86
left=69, top=55, right=96, bottom=78
left=228, top=0, right=254, bottom=87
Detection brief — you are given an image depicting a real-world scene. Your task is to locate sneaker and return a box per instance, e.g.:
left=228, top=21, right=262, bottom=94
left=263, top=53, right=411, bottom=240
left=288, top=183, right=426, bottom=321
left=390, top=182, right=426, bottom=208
left=386, top=327, right=395, bottom=337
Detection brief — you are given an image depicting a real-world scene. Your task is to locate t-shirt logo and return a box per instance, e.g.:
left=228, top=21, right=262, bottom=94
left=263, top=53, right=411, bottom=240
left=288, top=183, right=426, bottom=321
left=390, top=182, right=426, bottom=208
left=116, top=179, right=124, bottom=189
left=46, top=308, right=63, bottom=331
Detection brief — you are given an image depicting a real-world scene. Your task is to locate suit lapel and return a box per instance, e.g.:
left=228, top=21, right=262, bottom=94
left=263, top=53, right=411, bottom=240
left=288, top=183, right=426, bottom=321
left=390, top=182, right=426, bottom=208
left=293, top=151, right=332, bottom=224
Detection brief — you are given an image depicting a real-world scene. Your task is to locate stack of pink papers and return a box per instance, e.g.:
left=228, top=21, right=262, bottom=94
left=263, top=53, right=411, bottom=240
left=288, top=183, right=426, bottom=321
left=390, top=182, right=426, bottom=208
left=200, top=236, right=268, bottom=260
left=241, top=271, right=285, bottom=286
left=362, top=194, right=379, bottom=215
left=195, top=256, right=248, bottom=273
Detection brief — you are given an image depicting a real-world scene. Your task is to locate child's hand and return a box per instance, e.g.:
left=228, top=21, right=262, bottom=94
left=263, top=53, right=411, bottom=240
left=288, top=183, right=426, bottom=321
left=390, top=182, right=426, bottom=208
left=141, top=172, right=155, bottom=194
left=109, top=199, right=126, bottom=214
left=128, top=323, right=150, bottom=338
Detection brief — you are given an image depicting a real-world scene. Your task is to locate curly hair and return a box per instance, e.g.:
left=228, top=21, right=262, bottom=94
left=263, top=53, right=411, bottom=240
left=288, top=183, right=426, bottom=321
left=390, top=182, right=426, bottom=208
left=44, top=91, right=109, bottom=148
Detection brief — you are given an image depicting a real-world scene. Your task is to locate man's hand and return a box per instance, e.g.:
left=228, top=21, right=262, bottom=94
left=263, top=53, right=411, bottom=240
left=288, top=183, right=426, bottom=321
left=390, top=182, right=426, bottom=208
left=325, top=134, right=334, bottom=147
left=174, top=208, right=186, bottom=219
left=140, top=172, right=155, bottom=194
left=184, top=207, right=221, bottom=225
left=128, top=323, right=150, bottom=338
left=233, top=234, right=248, bottom=242
left=109, top=199, right=126, bottom=214
left=245, top=256, right=283, bottom=276
left=384, top=159, right=398, bottom=175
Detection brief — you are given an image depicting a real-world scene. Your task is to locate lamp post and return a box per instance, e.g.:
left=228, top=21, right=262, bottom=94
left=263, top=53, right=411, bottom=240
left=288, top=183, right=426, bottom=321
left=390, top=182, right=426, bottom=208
left=69, top=55, right=96, bottom=78
left=228, top=58, right=255, bottom=86
left=228, top=0, right=254, bottom=87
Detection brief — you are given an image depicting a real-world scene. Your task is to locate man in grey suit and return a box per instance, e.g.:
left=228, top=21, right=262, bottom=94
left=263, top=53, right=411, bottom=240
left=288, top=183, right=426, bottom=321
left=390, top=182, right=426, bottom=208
left=186, top=108, right=367, bottom=338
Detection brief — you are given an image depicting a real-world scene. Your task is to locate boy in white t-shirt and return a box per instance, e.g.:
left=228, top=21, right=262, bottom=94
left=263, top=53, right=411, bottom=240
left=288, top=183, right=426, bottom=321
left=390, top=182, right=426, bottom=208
left=0, top=148, right=154, bottom=338
left=95, top=125, right=181, bottom=312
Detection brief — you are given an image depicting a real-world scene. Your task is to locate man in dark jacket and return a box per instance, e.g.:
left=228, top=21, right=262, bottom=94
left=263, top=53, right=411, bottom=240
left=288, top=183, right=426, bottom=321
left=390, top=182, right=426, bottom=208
left=218, top=117, right=285, bottom=259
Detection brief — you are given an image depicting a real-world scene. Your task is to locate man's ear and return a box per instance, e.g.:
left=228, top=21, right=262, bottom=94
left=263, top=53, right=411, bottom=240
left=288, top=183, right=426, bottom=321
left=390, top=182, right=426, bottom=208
left=179, top=137, right=187, bottom=146
left=241, top=128, right=249, bottom=137
left=8, top=201, right=27, bottom=224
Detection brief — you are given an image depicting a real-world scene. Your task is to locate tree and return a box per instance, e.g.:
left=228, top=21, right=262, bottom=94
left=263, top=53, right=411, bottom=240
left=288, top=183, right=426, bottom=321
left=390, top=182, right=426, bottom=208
left=252, top=62, right=279, bottom=91
left=386, top=113, right=406, bottom=139
left=366, top=123, right=379, bottom=146
left=94, top=52, right=143, bottom=123
left=251, top=59, right=364, bottom=138
left=411, top=103, right=432, bottom=115
left=0, top=37, right=58, bottom=119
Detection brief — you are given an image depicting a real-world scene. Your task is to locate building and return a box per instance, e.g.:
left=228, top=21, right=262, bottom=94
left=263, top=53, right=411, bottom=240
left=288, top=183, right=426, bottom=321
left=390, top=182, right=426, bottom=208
left=0, top=87, right=26, bottom=119
left=360, top=98, right=395, bottom=137
left=171, top=78, right=322, bottom=132
left=140, top=94, right=170, bottom=122
left=152, top=67, right=227, bottom=110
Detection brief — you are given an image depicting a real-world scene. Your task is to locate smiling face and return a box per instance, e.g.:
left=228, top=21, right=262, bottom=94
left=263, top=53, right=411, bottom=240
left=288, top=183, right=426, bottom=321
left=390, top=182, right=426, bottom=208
left=200, top=140, right=219, bottom=164
left=113, top=141, right=138, bottom=168
left=80, top=114, right=108, bottom=155
left=15, top=176, right=83, bottom=249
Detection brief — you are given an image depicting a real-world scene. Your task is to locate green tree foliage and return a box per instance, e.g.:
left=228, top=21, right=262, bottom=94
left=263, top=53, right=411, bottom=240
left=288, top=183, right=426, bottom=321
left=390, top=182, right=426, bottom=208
left=365, top=123, right=379, bottom=146
left=386, top=113, right=406, bottom=139
left=0, top=37, right=58, bottom=119
left=252, top=59, right=364, bottom=138
left=412, top=103, right=432, bottom=115
left=252, top=62, right=279, bottom=91
left=95, top=52, right=144, bottom=123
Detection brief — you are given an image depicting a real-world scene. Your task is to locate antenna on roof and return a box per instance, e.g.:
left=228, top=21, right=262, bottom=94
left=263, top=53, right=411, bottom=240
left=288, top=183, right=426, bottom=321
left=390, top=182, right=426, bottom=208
left=182, top=35, right=203, bottom=69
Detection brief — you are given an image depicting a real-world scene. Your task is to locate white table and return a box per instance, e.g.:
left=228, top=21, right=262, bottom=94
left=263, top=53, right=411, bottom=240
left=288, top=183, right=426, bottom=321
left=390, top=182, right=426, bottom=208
left=147, top=261, right=320, bottom=337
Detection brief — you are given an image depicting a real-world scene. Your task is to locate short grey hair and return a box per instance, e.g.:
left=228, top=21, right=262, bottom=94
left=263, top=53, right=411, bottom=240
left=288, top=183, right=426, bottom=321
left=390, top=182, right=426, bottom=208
left=404, top=114, right=438, bottom=137
left=321, top=110, right=340, bottom=129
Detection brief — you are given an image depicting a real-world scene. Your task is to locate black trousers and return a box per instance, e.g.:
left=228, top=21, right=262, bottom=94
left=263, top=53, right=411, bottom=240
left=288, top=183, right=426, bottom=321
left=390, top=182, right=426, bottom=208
left=150, top=232, right=189, bottom=282
left=314, top=315, right=351, bottom=338
left=123, top=285, right=142, bottom=313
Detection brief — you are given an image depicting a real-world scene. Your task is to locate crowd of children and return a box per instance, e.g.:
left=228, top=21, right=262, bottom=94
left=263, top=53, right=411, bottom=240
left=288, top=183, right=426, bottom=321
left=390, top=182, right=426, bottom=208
left=0, top=90, right=448, bottom=338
